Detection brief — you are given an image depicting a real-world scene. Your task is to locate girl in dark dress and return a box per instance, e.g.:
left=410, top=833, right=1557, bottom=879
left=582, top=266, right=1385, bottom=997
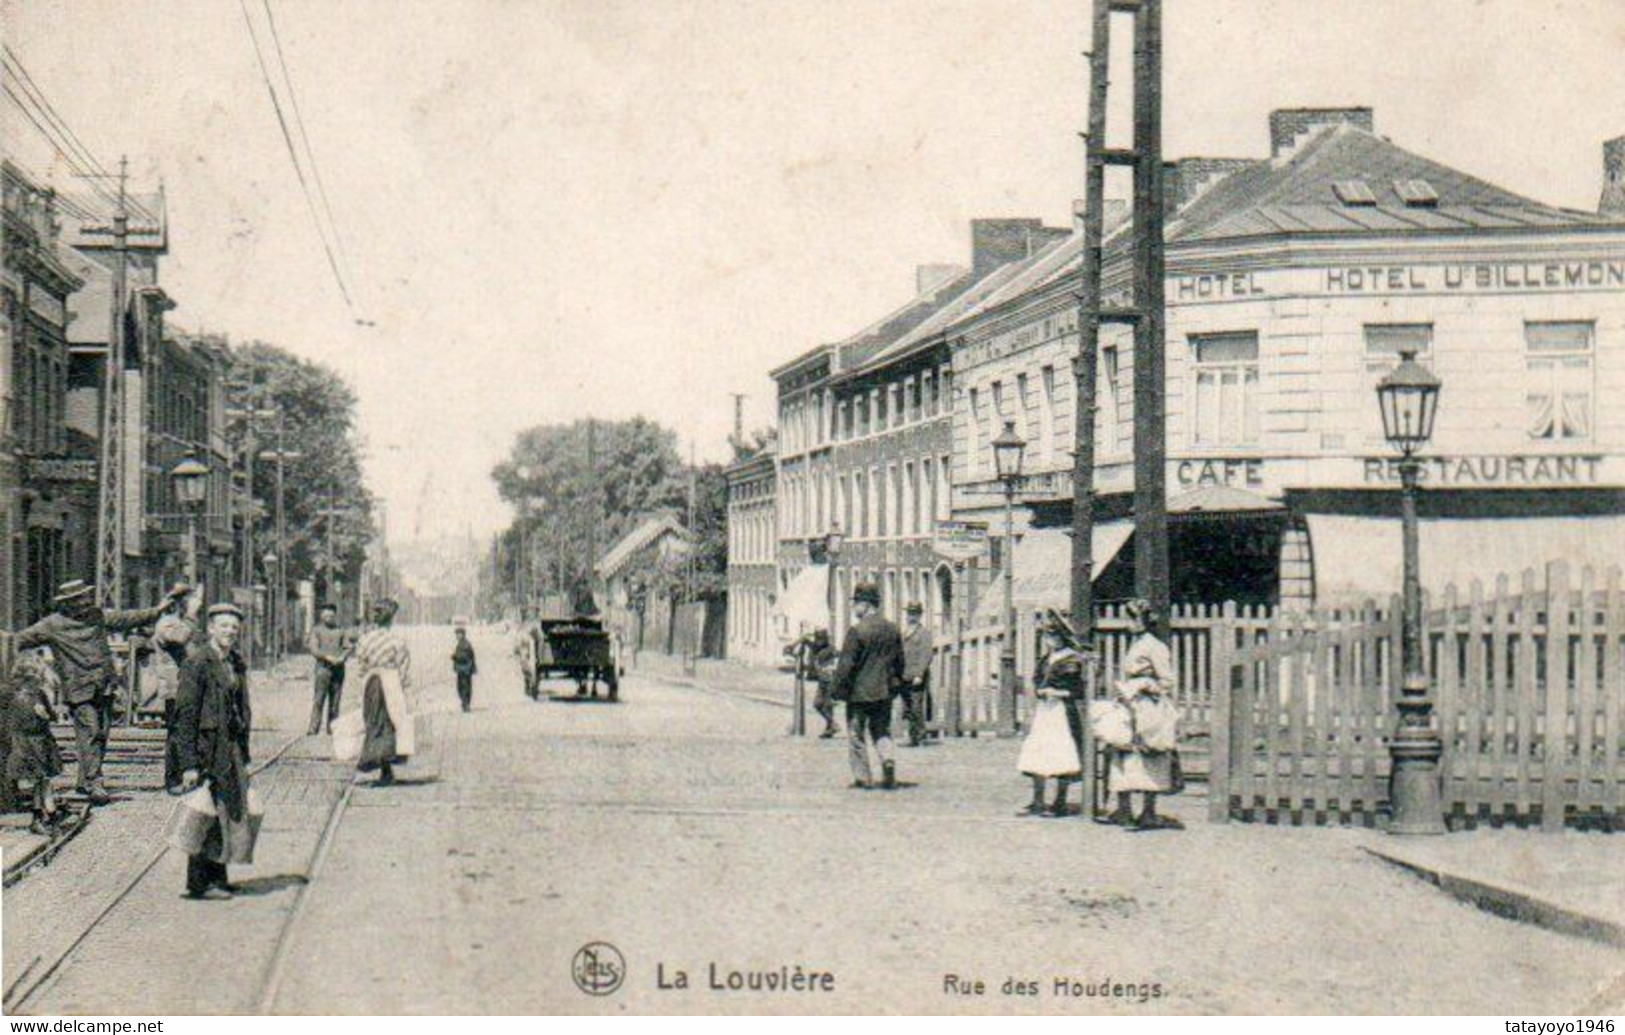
left=7, top=651, right=65, bottom=834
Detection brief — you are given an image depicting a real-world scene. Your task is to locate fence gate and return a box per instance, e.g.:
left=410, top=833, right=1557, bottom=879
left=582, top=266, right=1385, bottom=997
left=1209, top=563, right=1625, bottom=832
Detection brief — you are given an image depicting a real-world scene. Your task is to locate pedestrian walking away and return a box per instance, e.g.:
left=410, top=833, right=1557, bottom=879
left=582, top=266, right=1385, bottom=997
left=897, top=602, right=933, bottom=747
left=1105, top=599, right=1183, bottom=831
left=172, top=604, right=256, bottom=899
left=452, top=622, right=477, bottom=712
left=355, top=598, right=414, bottom=786
left=832, top=582, right=903, bottom=789
left=6, top=650, right=65, bottom=834
left=14, top=579, right=189, bottom=804
left=306, top=603, right=352, bottom=735
left=1017, top=621, right=1088, bottom=817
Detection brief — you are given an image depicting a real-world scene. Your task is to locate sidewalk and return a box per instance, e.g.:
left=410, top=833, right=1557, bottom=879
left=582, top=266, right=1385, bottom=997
left=628, top=650, right=797, bottom=707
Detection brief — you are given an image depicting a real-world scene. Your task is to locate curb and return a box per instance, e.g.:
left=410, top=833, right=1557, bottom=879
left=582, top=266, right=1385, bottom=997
left=631, top=666, right=793, bottom=710
left=1362, top=845, right=1625, bottom=950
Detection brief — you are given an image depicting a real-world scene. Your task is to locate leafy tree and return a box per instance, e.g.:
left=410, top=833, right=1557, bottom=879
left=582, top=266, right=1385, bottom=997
left=219, top=341, right=374, bottom=597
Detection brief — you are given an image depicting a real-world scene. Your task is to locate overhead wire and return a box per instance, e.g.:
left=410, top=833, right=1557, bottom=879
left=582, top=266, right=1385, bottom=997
left=237, top=0, right=355, bottom=310
left=260, top=0, right=352, bottom=272
left=0, top=82, right=108, bottom=222
left=1, top=46, right=157, bottom=223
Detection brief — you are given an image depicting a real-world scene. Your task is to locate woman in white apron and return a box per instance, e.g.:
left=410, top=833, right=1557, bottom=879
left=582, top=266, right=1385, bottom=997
left=1017, top=622, right=1087, bottom=817
left=1108, top=599, right=1182, bottom=830
left=354, top=599, right=414, bottom=786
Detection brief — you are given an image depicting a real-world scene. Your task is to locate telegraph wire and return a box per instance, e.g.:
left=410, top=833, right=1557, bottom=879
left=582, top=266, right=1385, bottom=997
left=260, top=0, right=352, bottom=271
left=0, top=83, right=107, bottom=222
left=237, top=0, right=355, bottom=311
left=1, top=46, right=157, bottom=222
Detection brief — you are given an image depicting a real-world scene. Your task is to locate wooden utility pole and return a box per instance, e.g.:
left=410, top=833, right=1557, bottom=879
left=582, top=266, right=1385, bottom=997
left=1072, top=0, right=1168, bottom=641
left=1129, top=0, right=1170, bottom=636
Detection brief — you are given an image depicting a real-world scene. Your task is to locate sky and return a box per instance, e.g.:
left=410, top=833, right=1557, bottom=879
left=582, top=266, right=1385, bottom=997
left=4, top=0, right=1622, bottom=542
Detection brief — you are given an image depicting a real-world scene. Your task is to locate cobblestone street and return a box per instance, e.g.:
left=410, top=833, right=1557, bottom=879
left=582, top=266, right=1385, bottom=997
left=4, top=626, right=1617, bottom=1015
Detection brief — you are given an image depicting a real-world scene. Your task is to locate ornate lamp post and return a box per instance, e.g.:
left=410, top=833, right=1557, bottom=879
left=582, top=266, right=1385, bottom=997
left=1376, top=346, right=1445, bottom=835
left=992, top=420, right=1027, bottom=735
left=263, top=551, right=280, bottom=663
left=170, top=452, right=209, bottom=587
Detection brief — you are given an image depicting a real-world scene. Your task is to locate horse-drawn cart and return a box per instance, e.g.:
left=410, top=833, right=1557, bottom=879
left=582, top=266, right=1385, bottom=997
left=530, top=617, right=620, bottom=701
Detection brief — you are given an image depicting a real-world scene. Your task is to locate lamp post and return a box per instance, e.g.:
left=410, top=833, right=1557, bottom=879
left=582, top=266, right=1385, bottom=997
left=171, top=452, right=209, bottom=587
left=992, top=420, right=1027, bottom=736
left=263, top=551, right=280, bottom=663
left=1376, top=346, right=1445, bottom=835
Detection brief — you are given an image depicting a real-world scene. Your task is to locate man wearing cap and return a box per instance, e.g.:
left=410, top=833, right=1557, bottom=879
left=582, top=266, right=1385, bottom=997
left=451, top=623, right=477, bottom=712
left=174, top=603, right=254, bottom=899
left=15, top=579, right=187, bottom=804
left=832, top=582, right=904, bottom=789
left=305, top=603, right=352, bottom=735
left=898, top=602, right=934, bottom=747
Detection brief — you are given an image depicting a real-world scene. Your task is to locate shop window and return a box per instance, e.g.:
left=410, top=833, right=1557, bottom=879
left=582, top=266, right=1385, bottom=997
left=1526, top=322, right=1593, bottom=441
left=1190, top=332, right=1260, bottom=447
left=1102, top=346, right=1129, bottom=454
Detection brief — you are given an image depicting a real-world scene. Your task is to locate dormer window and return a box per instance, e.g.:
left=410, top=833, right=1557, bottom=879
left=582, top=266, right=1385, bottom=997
left=1394, top=179, right=1439, bottom=207
left=1333, top=179, right=1378, bottom=205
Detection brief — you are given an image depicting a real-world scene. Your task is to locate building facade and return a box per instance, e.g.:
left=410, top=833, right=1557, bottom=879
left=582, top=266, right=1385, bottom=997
left=724, top=447, right=778, bottom=664
left=950, top=109, right=1625, bottom=613
left=3, top=162, right=87, bottom=626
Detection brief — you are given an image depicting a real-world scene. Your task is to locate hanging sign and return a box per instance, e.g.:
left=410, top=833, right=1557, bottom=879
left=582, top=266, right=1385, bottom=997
left=933, top=520, right=990, bottom=561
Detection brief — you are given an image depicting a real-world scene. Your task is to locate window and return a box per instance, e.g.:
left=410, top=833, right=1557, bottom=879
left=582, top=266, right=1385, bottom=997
left=1365, top=324, right=1432, bottom=373
left=1040, top=365, right=1057, bottom=458
left=1526, top=322, right=1594, bottom=440
left=1333, top=179, right=1377, bottom=205
left=1394, top=179, right=1438, bottom=207
left=903, top=461, right=916, bottom=536
left=892, top=383, right=905, bottom=426
left=908, top=375, right=922, bottom=422
left=923, top=458, right=936, bottom=533
left=1190, top=332, right=1260, bottom=446
left=1101, top=346, right=1127, bottom=453
left=839, top=474, right=851, bottom=534
left=876, top=386, right=888, bottom=431
left=939, top=453, right=952, bottom=521
left=857, top=395, right=870, bottom=437
left=876, top=466, right=889, bottom=537
left=890, top=463, right=903, bottom=539
left=925, top=369, right=938, bottom=416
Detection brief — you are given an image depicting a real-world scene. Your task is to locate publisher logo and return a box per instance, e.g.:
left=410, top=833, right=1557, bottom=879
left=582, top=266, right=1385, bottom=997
left=572, top=942, right=626, bottom=996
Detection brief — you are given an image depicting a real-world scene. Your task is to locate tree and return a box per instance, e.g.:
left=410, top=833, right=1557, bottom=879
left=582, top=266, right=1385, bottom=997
left=491, top=418, right=687, bottom=600
left=221, top=341, right=374, bottom=597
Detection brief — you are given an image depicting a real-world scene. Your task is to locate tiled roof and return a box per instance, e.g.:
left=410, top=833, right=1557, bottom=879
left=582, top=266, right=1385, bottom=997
left=1168, top=123, right=1612, bottom=243
left=594, top=514, right=689, bottom=581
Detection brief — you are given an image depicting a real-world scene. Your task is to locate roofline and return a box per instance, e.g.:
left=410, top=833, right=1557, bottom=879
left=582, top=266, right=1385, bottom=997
left=768, top=342, right=834, bottom=381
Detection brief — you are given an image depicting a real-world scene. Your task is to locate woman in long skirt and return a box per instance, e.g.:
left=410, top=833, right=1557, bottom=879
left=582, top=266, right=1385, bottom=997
left=1018, top=623, right=1087, bottom=817
left=355, top=599, right=413, bottom=786
left=7, top=651, right=64, bottom=834
left=1108, top=599, right=1182, bottom=830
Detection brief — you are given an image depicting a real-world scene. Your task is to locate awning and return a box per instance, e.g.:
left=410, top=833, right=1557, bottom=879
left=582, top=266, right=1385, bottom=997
left=973, top=522, right=1133, bottom=621
left=1306, top=513, right=1625, bottom=604
left=773, top=563, right=830, bottom=634
left=1168, top=486, right=1284, bottom=516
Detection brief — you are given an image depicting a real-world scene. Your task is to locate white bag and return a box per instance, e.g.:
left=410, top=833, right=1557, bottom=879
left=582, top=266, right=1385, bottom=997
left=1088, top=699, right=1136, bottom=749
left=163, top=785, right=217, bottom=855
left=1018, top=698, right=1081, bottom=777
left=220, top=787, right=266, bottom=866
left=330, top=709, right=365, bottom=762
left=1134, top=696, right=1181, bottom=752
left=377, top=669, right=415, bottom=758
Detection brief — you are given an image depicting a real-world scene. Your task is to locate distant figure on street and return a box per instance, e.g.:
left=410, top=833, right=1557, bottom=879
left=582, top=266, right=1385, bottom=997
left=354, top=599, right=414, bottom=786
left=1018, top=621, right=1087, bottom=817
left=7, top=650, right=65, bottom=834
left=174, top=603, right=253, bottom=899
left=514, top=613, right=539, bottom=700
left=897, top=602, right=933, bottom=747
left=306, top=603, right=352, bottom=735
left=452, top=625, right=478, bottom=712
left=832, top=582, right=903, bottom=789
left=15, top=579, right=188, bottom=804
left=1107, top=599, right=1182, bottom=831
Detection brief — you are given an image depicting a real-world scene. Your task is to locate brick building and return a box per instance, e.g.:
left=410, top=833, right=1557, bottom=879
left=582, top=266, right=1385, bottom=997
left=771, top=218, right=1067, bottom=636
left=2, top=161, right=86, bottom=625
left=724, top=446, right=778, bottom=664
left=948, top=109, right=1625, bottom=614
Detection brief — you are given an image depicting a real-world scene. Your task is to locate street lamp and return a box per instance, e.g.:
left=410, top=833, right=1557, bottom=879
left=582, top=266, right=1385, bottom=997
left=263, top=551, right=280, bottom=663
left=992, top=420, right=1027, bottom=735
left=171, top=452, right=209, bottom=587
left=1376, top=346, right=1444, bottom=835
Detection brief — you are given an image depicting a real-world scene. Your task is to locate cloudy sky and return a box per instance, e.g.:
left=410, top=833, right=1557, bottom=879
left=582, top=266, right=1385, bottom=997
left=4, top=0, right=1621, bottom=540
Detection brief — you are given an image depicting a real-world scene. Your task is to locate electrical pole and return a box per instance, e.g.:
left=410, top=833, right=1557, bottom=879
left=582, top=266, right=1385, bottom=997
left=92, top=157, right=130, bottom=609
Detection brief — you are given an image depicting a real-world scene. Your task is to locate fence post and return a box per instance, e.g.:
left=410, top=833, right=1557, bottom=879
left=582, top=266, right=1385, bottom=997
left=1541, top=562, right=1571, bottom=832
left=948, top=614, right=965, bottom=737
left=1208, top=601, right=1236, bottom=823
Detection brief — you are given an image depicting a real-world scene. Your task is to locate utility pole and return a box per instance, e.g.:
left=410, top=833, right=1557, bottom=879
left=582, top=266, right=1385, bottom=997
left=1072, top=0, right=1168, bottom=640
left=91, top=157, right=130, bottom=609
left=257, top=414, right=299, bottom=662
left=729, top=392, right=746, bottom=454
left=585, top=419, right=598, bottom=591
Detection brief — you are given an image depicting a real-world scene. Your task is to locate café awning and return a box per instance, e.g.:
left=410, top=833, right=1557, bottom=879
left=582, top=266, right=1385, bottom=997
left=1305, top=513, right=1625, bottom=605
left=973, top=522, right=1133, bottom=621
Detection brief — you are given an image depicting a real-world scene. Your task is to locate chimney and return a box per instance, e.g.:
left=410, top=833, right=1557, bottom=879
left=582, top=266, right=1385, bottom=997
left=1269, top=107, right=1373, bottom=158
left=1601, top=136, right=1625, bottom=218
left=915, top=264, right=963, bottom=295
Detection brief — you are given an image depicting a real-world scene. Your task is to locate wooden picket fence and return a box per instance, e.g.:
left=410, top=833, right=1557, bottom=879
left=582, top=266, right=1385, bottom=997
left=931, top=602, right=1273, bottom=740
left=1211, top=562, right=1625, bottom=831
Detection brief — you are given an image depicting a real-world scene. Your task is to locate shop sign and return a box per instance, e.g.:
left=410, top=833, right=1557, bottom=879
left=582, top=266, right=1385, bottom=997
left=1175, top=458, right=1265, bottom=489
left=22, top=455, right=98, bottom=484
left=1324, top=260, right=1625, bottom=295
left=1361, top=454, right=1603, bottom=486
left=933, top=520, right=990, bottom=561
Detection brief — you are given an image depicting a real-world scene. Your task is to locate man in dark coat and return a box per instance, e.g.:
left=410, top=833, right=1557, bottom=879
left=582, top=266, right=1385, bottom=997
left=833, top=582, right=904, bottom=789
left=174, top=603, right=253, bottom=900
left=898, top=602, right=934, bottom=747
left=15, top=579, right=187, bottom=804
left=452, top=625, right=477, bottom=712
